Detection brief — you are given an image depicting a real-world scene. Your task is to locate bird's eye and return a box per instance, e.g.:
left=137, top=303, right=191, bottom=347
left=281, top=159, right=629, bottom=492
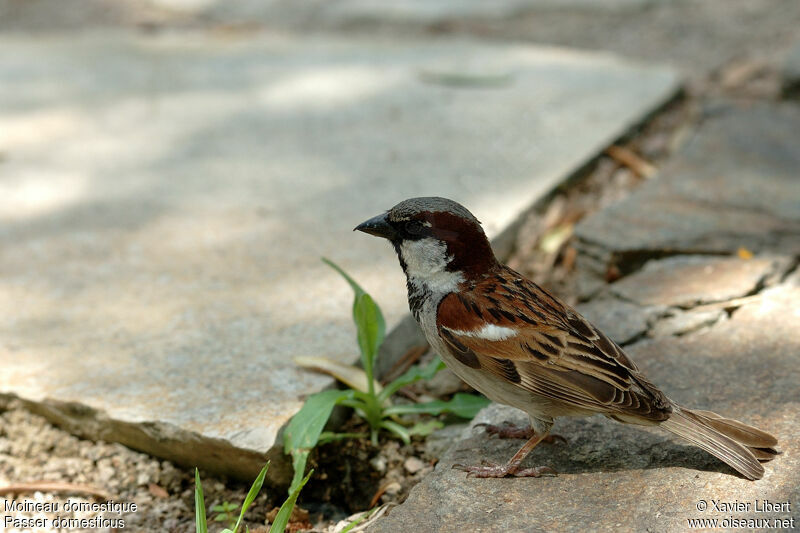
left=405, top=220, right=425, bottom=235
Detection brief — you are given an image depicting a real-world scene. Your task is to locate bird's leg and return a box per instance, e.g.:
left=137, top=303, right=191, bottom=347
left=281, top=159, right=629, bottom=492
left=477, top=422, right=567, bottom=444
left=453, top=432, right=558, bottom=478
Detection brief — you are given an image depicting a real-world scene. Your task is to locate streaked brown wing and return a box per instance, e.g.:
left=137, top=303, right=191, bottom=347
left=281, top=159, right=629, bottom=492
left=437, top=267, right=672, bottom=421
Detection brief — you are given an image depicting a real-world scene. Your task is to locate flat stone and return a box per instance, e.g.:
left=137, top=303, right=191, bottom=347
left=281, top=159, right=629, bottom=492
left=0, top=32, right=679, bottom=481
left=649, top=308, right=724, bottom=338
left=575, top=104, right=800, bottom=274
left=575, top=297, right=654, bottom=345
left=782, top=41, right=800, bottom=98
left=369, top=287, right=800, bottom=532
left=609, top=255, right=788, bottom=308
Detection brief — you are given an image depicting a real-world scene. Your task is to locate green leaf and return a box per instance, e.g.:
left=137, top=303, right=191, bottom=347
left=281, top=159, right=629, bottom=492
left=323, top=258, right=386, bottom=394
left=378, top=357, right=444, bottom=403
left=268, top=469, right=313, bottom=533
left=194, top=468, right=207, bottom=533
left=353, top=292, right=385, bottom=383
left=383, top=393, right=490, bottom=418
left=380, top=420, right=410, bottom=444
left=322, top=257, right=366, bottom=298
left=231, top=462, right=269, bottom=533
left=317, top=431, right=368, bottom=445
left=290, top=451, right=310, bottom=498
left=407, top=419, right=445, bottom=437
left=284, top=389, right=353, bottom=493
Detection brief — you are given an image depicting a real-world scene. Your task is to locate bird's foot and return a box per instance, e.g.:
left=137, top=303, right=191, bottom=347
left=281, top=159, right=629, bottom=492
left=452, top=461, right=558, bottom=478
left=476, top=422, right=566, bottom=444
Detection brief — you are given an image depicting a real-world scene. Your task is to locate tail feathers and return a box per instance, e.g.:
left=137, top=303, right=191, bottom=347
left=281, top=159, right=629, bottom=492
left=660, top=406, right=779, bottom=480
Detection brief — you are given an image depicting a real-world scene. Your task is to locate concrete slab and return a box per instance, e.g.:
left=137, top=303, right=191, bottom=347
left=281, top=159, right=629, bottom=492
left=0, top=31, right=678, bottom=481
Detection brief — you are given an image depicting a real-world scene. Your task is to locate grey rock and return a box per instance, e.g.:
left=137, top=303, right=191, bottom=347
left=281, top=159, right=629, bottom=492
left=609, top=255, right=788, bottom=308
left=422, top=367, right=467, bottom=398
left=369, top=287, right=800, bottom=532
left=423, top=423, right=469, bottom=459
left=575, top=104, right=800, bottom=274
left=575, top=297, right=655, bottom=345
left=649, top=308, right=725, bottom=338
left=0, top=32, right=679, bottom=482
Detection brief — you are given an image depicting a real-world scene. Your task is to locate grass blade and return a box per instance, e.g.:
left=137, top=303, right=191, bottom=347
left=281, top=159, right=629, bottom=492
left=195, top=468, right=207, bottom=533
left=231, top=462, right=269, bottom=533
left=383, top=393, right=490, bottom=418
left=340, top=506, right=379, bottom=533
left=268, top=470, right=313, bottom=533
left=380, top=420, right=410, bottom=444
left=322, top=258, right=386, bottom=394
left=353, top=292, right=385, bottom=377
left=322, top=257, right=365, bottom=297
left=378, top=357, right=444, bottom=403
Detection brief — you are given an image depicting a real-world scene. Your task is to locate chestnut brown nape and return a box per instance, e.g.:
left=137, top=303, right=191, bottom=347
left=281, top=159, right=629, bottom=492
left=388, top=197, right=481, bottom=225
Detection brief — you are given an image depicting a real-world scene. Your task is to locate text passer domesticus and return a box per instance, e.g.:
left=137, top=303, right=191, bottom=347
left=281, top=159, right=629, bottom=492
left=355, top=197, right=778, bottom=480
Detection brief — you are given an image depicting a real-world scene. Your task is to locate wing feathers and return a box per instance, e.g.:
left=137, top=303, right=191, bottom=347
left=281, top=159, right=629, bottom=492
left=436, top=267, right=672, bottom=422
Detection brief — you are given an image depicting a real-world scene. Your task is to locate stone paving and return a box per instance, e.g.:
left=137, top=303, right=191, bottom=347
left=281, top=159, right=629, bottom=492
left=0, top=31, right=678, bottom=481
left=368, top=103, right=800, bottom=531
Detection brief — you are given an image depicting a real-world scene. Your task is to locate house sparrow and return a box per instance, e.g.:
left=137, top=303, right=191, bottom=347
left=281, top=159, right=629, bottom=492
left=355, top=197, right=778, bottom=479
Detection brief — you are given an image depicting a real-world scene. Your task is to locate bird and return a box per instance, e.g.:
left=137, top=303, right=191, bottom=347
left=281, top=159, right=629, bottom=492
left=355, top=196, right=778, bottom=480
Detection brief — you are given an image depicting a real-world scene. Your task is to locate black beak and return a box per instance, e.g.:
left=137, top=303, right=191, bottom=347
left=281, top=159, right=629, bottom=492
left=354, top=212, right=397, bottom=240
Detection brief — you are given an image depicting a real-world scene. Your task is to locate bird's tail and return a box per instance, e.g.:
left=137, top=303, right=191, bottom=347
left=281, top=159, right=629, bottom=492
left=660, top=406, right=779, bottom=480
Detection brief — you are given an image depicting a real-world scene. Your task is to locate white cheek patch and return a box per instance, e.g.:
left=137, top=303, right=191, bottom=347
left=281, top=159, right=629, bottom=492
left=400, top=238, right=449, bottom=274
left=399, top=238, right=464, bottom=295
left=446, top=324, right=518, bottom=341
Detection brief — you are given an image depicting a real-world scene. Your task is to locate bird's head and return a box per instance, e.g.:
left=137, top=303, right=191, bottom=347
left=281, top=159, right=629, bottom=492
left=355, top=197, right=498, bottom=288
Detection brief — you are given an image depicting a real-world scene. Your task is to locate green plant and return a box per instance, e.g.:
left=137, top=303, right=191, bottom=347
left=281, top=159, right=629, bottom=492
left=211, top=502, right=238, bottom=529
left=195, top=462, right=312, bottom=533
left=283, top=258, right=489, bottom=493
